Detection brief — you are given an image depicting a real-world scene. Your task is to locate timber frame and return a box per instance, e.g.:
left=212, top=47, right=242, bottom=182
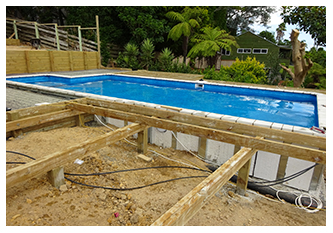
left=6, top=97, right=326, bottom=226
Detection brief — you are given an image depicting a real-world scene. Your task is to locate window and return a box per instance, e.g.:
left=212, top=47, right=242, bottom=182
left=237, top=48, right=251, bottom=54
left=253, top=48, right=268, bottom=54
left=221, top=48, right=230, bottom=56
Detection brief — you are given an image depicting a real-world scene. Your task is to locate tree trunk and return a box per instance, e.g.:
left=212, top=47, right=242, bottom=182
left=279, top=29, right=313, bottom=87
left=182, top=36, right=189, bottom=64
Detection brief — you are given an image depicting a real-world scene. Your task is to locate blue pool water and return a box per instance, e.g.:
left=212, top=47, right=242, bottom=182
left=7, top=75, right=319, bottom=128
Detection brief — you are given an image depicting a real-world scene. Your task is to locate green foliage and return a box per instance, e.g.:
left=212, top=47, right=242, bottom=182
left=258, top=30, right=276, bottom=44
left=187, top=27, right=237, bottom=67
left=140, top=38, right=155, bottom=70
left=307, top=47, right=326, bottom=68
left=116, top=42, right=140, bottom=69
left=281, top=6, right=326, bottom=46
left=158, top=48, right=175, bottom=71
left=203, top=57, right=267, bottom=84
left=303, top=62, right=326, bottom=89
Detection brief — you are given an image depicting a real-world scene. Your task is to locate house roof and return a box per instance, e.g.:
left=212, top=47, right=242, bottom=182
left=237, top=31, right=292, bottom=50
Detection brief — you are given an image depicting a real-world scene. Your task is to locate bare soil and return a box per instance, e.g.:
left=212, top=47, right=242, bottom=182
left=6, top=126, right=326, bottom=226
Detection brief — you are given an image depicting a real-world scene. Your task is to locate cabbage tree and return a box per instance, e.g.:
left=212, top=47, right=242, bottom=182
left=187, top=27, right=238, bottom=68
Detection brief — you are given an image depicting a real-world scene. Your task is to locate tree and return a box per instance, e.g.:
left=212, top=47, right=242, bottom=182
left=209, top=6, right=276, bottom=35
left=280, top=29, right=313, bottom=87
left=258, top=30, right=276, bottom=44
left=281, top=6, right=326, bottom=47
left=276, top=22, right=286, bottom=43
left=166, top=7, right=207, bottom=63
left=187, top=27, right=237, bottom=68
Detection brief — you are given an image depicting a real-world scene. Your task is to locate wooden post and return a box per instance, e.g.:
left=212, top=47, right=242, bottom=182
left=236, top=158, right=252, bottom=195
left=137, top=127, right=148, bottom=154
left=47, top=166, right=65, bottom=188
left=49, top=51, right=55, bottom=71
left=78, top=26, right=82, bottom=51
left=69, top=51, right=74, bottom=71
left=83, top=51, right=88, bottom=70
left=55, top=24, right=60, bottom=51
left=96, top=15, right=101, bottom=68
left=276, top=155, right=288, bottom=179
left=310, top=164, right=324, bottom=190
left=198, top=137, right=207, bottom=159
left=13, top=20, right=18, bottom=39
left=171, top=131, right=177, bottom=149
left=34, top=22, right=39, bottom=38
left=25, top=51, right=31, bottom=73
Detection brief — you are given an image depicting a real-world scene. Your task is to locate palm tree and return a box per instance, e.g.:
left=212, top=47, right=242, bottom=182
left=187, top=27, right=238, bottom=68
left=166, top=7, right=205, bottom=63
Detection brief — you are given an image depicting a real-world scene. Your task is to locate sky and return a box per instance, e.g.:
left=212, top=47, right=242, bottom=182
left=250, top=6, right=317, bottom=50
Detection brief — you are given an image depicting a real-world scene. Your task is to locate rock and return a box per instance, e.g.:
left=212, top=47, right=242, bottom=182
left=59, top=184, right=68, bottom=192
left=130, top=213, right=139, bottom=225
left=228, top=191, right=235, bottom=198
left=107, top=216, right=113, bottom=224
left=26, top=199, right=32, bottom=204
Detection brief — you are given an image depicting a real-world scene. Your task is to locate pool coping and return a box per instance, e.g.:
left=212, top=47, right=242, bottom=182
left=6, top=72, right=326, bottom=138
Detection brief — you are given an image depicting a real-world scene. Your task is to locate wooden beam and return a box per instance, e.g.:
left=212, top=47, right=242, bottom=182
left=6, top=109, right=84, bottom=132
left=151, top=147, right=258, bottom=226
left=6, top=123, right=147, bottom=189
left=84, top=98, right=326, bottom=150
left=66, top=102, right=326, bottom=164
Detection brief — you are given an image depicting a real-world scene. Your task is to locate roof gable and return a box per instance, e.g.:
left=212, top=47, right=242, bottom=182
left=237, top=31, right=279, bottom=48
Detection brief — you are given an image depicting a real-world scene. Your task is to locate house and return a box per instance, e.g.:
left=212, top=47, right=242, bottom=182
left=220, top=31, right=291, bottom=67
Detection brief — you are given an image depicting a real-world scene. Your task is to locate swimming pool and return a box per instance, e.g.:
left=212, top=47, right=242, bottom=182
left=7, top=74, right=319, bottom=128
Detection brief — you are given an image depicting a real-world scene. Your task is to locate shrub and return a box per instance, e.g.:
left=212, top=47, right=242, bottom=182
left=203, top=57, right=267, bottom=84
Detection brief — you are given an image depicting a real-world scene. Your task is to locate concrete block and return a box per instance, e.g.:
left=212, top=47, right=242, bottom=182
left=206, top=139, right=235, bottom=165
left=221, top=115, right=239, bottom=122
left=249, top=151, right=280, bottom=181
left=253, top=120, right=272, bottom=128
left=106, top=117, right=124, bottom=128
left=176, top=133, right=199, bottom=152
left=283, top=157, right=315, bottom=191
left=271, top=123, right=283, bottom=130
left=150, top=127, right=172, bottom=148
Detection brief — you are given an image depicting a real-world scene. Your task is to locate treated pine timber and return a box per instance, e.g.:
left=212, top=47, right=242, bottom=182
left=6, top=113, right=93, bottom=138
left=137, top=127, right=149, bottom=154
left=82, top=98, right=326, bottom=150
left=6, top=109, right=85, bottom=132
left=236, top=158, right=252, bottom=195
left=151, top=146, right=258, bottom=226
left=67, top=102, right=326, bottom=164
left=6, top=123, right=147, bottom=189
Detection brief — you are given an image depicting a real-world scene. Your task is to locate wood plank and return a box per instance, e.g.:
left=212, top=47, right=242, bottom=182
left=6, top=109, right=84, bottom=132
left=66, top=102, right=326, bottom=164
left=85, top=98, right=326, bottom=150
left=6, top=123, right=147, bottom=189
left=151, top=147, right=258, bottom=226
left=6, top=114, right=93, bottom=138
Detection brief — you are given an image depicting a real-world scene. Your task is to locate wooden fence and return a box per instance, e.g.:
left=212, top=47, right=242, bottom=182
left=6, top=50, right=100, bottom=74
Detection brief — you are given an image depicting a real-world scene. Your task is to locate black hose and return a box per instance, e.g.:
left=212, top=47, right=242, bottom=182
left=6, top=151, right=36, bottom=160
left=206, top=165, right=321, bottom=209
left=65, top=175, right=208, bottom=191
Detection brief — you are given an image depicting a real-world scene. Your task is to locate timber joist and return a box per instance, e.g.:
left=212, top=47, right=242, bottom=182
left=67, top=98, right=326, bottom=164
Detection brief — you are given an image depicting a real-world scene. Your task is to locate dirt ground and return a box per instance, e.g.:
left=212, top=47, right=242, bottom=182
left=6, top=125, right=326, bottom=226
